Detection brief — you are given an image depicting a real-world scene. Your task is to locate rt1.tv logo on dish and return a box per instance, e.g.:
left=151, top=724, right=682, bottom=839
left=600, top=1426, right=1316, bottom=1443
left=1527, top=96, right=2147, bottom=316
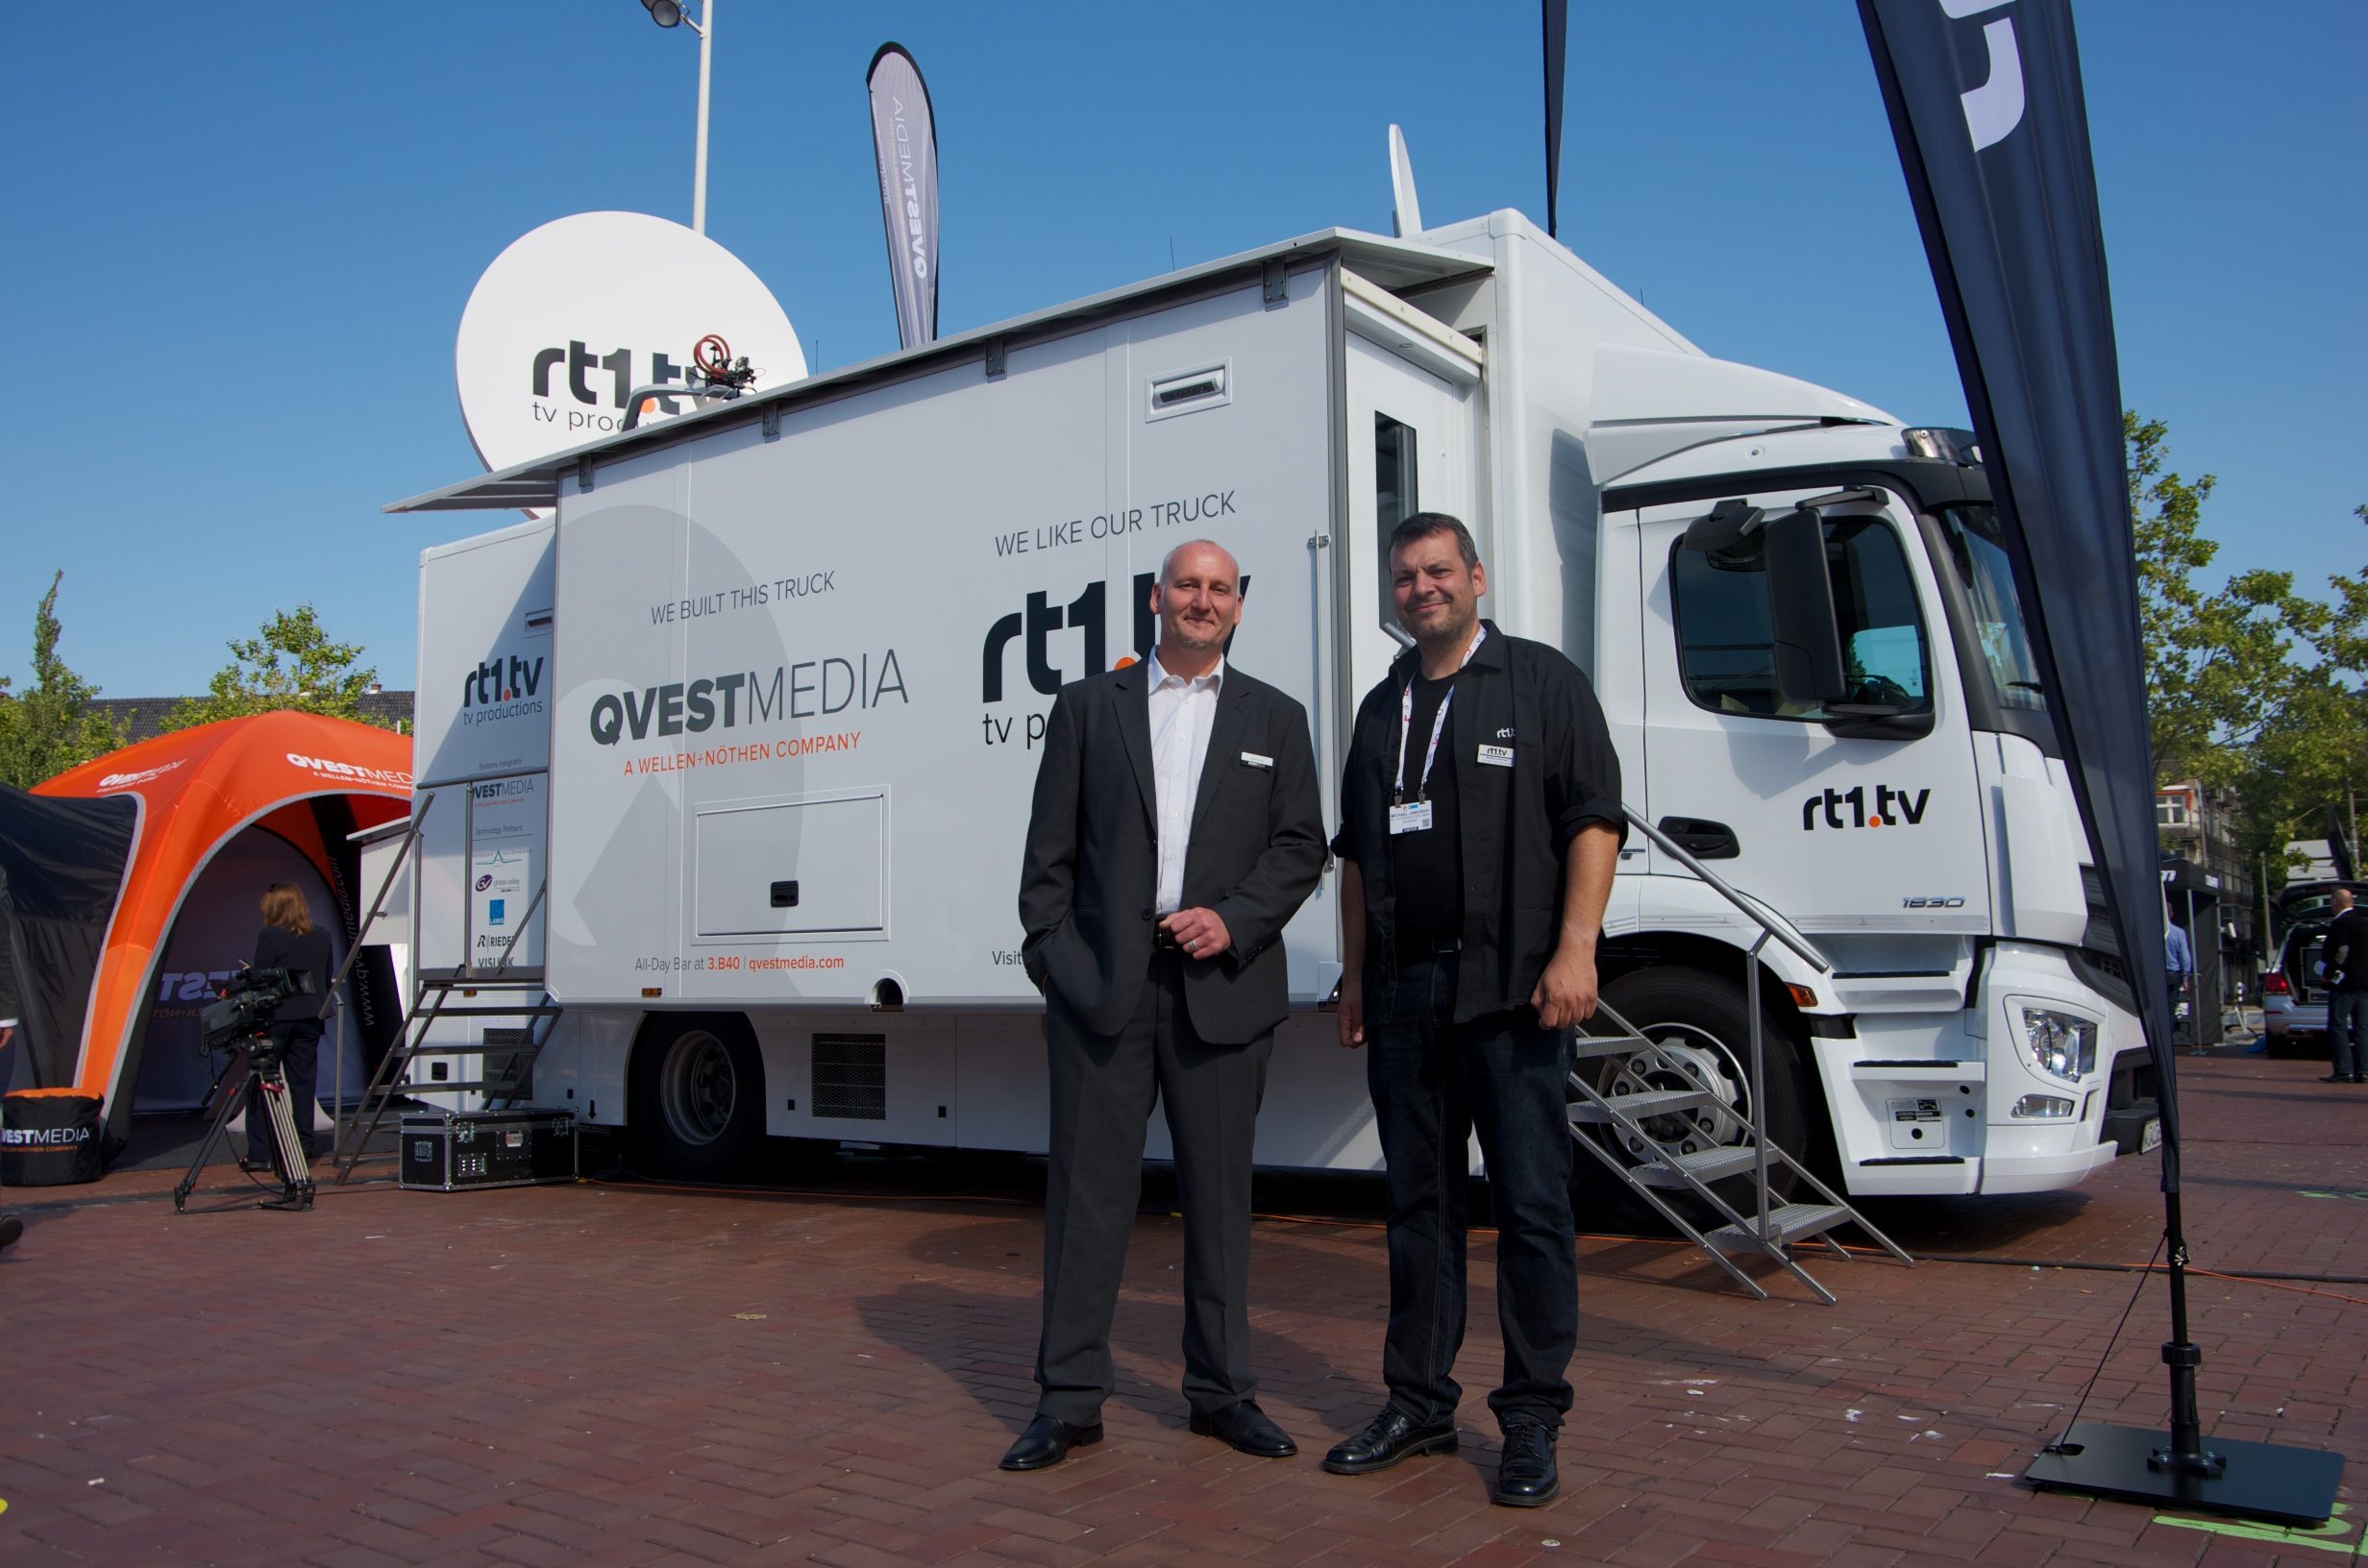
left=455, top=211, right=806, bottom=514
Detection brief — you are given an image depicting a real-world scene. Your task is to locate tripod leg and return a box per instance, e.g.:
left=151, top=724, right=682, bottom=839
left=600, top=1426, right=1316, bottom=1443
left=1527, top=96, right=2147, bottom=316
left=175, top=1061, right=256, bottom=1214
left=259, top=1064, right=316, bottom=1212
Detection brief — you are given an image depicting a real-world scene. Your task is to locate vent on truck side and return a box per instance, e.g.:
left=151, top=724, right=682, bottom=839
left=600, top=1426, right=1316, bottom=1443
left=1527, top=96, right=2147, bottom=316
left=812, top=1033, right=887, bottom=1120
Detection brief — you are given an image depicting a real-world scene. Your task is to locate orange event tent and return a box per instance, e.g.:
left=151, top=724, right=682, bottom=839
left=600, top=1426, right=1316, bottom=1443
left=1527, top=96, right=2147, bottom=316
left=20, top=712, right=411, bottom=1164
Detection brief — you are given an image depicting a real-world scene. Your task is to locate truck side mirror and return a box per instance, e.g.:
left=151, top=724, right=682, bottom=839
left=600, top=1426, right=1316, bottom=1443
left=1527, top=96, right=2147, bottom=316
left=1763, top=507, right=1848, bottom=708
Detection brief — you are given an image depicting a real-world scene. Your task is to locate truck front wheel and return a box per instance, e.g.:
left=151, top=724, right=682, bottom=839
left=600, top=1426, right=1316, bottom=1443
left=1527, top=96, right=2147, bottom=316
left=1568, top=968, right=1818, bottom=1233
left=629, top=1013, right=764, bottom=1180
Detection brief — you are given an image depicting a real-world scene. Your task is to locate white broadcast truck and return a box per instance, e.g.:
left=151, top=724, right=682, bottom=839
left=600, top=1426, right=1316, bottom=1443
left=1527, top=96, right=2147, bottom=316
left=388, top=207, right=2156, bottom=1207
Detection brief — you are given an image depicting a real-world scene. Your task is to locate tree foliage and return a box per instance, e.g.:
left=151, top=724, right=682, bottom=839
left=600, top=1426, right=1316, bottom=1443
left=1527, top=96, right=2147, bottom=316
left=2134, top=414, right=2368, bottom=876
left=163, top=605, right=393, bottom=732
left=0, top=572, right=127, bottom=788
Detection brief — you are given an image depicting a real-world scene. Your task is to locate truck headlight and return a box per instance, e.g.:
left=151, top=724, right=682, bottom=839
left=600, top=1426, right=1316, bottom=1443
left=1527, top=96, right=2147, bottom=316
left=2018, top=1006, right=2097, bottom=1084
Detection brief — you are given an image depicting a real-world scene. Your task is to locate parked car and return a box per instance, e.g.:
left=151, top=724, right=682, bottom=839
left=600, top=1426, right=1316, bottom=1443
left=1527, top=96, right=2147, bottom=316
left=2264, top=920, right=2331, bottom=1058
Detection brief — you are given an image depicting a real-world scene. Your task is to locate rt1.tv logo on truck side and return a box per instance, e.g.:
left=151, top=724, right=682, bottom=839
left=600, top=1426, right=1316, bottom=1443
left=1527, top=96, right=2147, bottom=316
left=979, top=574, right=1250, bottom=702
left=977, top=573, right=1248, bottom=749
left=461, top=651, right=545, bottom=725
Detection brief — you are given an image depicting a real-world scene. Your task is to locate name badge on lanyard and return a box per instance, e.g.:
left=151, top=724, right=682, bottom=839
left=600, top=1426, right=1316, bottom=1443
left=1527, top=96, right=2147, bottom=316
left=1389, top=625, right=1486, bottom=835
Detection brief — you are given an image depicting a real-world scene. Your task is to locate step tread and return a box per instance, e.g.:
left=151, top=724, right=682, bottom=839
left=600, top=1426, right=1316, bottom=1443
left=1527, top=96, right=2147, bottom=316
left=1568, top=1031, right=1655, bottom=1060
left=1634, top=1146, right=1764, bottom=1188
left=1566, top=1088, right=1722, bottom=1124
left=1705, top=1203, right=1853, bottom=1251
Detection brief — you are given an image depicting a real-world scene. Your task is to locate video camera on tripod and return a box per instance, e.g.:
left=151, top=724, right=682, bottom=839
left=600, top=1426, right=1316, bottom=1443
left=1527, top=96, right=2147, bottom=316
left=200, top=966, right=316, bottom=1063
left=176, top=964, right=323, bottom=1214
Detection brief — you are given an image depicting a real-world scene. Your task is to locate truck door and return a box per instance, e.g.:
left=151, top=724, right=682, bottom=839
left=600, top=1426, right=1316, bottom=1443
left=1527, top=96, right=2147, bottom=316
left=1341, top=314, right=1480, bottom=705
left=1633, top=485, right=1990, bottom=938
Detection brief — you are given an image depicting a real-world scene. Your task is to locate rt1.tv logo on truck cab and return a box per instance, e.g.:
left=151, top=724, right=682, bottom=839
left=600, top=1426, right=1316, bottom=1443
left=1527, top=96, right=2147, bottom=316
left=1802, top=784, right=1930, bottom=831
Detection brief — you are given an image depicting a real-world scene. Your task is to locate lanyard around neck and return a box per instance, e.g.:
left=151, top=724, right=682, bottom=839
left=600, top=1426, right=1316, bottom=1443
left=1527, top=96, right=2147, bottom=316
left=1394, top=625, right=1487, bottom=804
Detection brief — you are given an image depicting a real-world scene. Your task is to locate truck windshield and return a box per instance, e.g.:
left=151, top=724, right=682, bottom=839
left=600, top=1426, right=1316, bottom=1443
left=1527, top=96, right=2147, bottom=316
left=1934, top=504, right=2046, bottom=716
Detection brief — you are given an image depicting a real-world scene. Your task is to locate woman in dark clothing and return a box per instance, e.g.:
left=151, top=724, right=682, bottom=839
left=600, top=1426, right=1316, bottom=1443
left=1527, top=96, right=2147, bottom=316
left=250, top=883, right=332, bottom=1165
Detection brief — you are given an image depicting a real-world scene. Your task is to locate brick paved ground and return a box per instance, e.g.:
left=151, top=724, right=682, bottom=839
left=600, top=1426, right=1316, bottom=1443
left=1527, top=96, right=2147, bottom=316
left=1, top=1049, right=2362, bottom=1567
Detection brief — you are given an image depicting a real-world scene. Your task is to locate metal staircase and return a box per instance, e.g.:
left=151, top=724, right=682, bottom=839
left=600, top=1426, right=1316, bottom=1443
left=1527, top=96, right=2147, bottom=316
left=309, top=796, right=563, bottom=1186
left=329, top=959, right=560, bottom=1186
left=1567, top=811, right=1913, bottom=1303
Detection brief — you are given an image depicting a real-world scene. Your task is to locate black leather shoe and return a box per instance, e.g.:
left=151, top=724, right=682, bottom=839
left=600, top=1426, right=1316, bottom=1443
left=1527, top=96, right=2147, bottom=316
left=2323, top=1074, right=2354, bottom=1084
left=1493, top=1420, right=1559, bottom=1507
left=999, top=1413, right=1103, bottom=1472
left=1321, top=1407, right=1458, bottom=1475
left=1189, top=1399, right=1296, bottom=1458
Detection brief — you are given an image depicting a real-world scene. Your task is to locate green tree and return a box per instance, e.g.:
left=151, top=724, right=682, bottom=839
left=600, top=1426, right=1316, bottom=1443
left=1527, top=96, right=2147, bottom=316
left=0, top=571, right=128, bottom=788
left=2134, top=414, right=2368, bottom=881
left=163, top=604, right=393, bottom=732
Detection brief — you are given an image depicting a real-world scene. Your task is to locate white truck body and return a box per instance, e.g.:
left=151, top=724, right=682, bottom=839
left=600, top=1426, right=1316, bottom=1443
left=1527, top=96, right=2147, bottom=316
left=391, top=209, right=2150, bottom=1196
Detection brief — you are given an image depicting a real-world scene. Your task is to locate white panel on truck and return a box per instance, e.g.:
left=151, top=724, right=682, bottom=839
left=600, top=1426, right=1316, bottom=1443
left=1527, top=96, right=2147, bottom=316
left=414, top=519, right=558, bottom=976
left=415, top=519, right=555, bottom=786
left=694, top=791, right=886, bottom=937
left=547, top=269, right=1341, bottom=1009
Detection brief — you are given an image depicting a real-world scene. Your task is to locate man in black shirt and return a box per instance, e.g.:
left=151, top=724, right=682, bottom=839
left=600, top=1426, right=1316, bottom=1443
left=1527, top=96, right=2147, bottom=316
left=1323, top=513, right=1625, bottom=1507
left=2322, top=888, right=2368, bottom=1085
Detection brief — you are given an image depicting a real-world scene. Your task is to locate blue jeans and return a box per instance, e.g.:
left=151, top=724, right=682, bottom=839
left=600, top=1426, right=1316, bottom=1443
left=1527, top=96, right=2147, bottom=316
left=1366, top=953, right=1576, bottom=1432
left=2330, top=990, right=2368, bottom=1078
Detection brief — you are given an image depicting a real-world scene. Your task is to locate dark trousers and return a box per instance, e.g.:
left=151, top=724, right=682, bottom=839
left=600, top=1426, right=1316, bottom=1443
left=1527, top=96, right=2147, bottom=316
left=244, top=1020, right=322, bottom=1165
left=2331, top=989, right=2368, bottom=1078
left=1368, top=953, right=1577, bottom=1431
left=1036, top=952, right=1271, bottom=1424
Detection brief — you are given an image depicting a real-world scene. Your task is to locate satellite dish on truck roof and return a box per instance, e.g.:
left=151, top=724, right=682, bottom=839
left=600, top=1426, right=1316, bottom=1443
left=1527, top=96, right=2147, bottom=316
left=454, top=211, right=804, bottom=517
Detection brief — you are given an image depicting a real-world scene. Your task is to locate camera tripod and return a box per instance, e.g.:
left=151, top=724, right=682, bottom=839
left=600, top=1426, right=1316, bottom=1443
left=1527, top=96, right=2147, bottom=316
left=173, top=1040, right=315, bottom=1213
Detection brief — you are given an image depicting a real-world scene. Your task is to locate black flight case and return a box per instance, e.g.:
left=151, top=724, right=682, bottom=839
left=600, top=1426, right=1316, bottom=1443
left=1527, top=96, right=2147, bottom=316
left=398, top=1110, right=578, bottom=1191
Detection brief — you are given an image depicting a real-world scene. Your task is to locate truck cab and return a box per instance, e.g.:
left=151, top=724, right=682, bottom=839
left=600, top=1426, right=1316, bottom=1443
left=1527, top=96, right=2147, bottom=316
left=1338, top=209, right=2149, bottom=1197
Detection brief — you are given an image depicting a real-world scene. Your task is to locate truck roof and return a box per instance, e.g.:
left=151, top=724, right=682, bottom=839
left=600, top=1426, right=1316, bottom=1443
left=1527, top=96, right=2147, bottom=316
left=386, top=226, right=1492, bottom=517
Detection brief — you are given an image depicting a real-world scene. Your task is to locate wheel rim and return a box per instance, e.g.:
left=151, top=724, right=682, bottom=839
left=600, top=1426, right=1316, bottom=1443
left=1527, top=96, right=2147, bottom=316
left=1590, top=1021, right=1753, bottom=1161
left=658, top=1030, right=738, bottom=1147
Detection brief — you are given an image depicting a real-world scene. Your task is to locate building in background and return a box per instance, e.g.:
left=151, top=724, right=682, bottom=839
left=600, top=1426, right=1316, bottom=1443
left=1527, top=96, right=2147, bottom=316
left=2156, top=778, right=2258, bottom=1020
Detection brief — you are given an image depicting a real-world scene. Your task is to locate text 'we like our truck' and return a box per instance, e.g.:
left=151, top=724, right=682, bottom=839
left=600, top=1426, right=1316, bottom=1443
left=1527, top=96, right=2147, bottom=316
left=387, top=206, right=2157, bottom=1213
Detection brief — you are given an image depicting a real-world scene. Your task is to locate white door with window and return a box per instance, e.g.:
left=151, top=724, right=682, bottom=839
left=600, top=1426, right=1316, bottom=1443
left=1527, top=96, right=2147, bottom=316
left=1342, top=331, right=1477, bottom=704
left=1634, top=486, right=1991, bottom=936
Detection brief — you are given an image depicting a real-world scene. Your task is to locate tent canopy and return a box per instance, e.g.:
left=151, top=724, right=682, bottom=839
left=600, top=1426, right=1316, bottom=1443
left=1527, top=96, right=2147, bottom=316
left=26, top=712, right=411, bottom=1156
left=0, top=788, right=137, bottom=1090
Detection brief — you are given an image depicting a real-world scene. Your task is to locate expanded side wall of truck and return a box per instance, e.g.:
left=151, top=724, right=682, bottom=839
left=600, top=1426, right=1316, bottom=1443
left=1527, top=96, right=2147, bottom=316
left=546, top=267, right=1347, bottom=1012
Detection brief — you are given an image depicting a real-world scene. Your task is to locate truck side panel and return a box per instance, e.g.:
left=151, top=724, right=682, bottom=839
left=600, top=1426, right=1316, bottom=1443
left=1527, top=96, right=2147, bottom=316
left=547, top=271, right=1343, bottom=1010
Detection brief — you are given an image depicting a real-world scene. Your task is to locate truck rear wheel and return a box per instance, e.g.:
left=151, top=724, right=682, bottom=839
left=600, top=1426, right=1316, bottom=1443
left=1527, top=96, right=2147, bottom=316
left=1569, top=969, right=1817, bottom=1234
left=630, top=1013, right=764, bottom=1180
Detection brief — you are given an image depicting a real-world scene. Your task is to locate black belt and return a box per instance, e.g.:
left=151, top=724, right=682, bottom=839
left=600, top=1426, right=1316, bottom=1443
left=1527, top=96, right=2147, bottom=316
left=1395, top=934, right=1462, bottom=962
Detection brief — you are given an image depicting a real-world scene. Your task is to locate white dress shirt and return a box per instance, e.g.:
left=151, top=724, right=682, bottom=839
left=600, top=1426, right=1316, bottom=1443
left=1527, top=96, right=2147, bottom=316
left=1147, top=649, right=1224, bottom=915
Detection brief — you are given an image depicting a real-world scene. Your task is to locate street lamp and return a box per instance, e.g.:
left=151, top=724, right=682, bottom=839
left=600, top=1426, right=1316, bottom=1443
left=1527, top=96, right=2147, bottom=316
left=640, top=0, right=713, bottom=235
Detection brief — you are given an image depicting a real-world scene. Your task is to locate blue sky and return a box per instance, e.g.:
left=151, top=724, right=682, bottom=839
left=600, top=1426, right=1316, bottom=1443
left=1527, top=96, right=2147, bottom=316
left=3, top=2, right=2358, bottom=698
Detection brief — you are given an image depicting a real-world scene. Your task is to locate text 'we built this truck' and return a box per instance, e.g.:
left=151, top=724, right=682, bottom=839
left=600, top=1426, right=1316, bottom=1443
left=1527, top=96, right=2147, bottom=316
left=387, top=203, right=2157, bottom=1213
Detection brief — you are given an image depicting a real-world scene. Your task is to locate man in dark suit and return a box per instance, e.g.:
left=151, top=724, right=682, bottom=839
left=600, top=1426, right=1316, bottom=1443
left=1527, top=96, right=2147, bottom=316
left=1006, top=539, right=1325, bottom=1471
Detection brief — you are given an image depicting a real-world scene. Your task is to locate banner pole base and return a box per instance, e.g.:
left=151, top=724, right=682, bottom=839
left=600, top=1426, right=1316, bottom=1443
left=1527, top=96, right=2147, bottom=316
left=2026, top=1421, right=2343, bottom=1527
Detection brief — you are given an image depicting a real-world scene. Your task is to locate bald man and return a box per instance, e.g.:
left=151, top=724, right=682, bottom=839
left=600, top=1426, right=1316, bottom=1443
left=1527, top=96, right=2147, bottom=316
left=1006, top=540, right=1325, bottom=1470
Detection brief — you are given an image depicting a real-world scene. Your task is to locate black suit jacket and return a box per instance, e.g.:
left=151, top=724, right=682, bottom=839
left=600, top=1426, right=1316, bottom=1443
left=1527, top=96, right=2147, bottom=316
left=1019, top=661, right=1324, bottom=1043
